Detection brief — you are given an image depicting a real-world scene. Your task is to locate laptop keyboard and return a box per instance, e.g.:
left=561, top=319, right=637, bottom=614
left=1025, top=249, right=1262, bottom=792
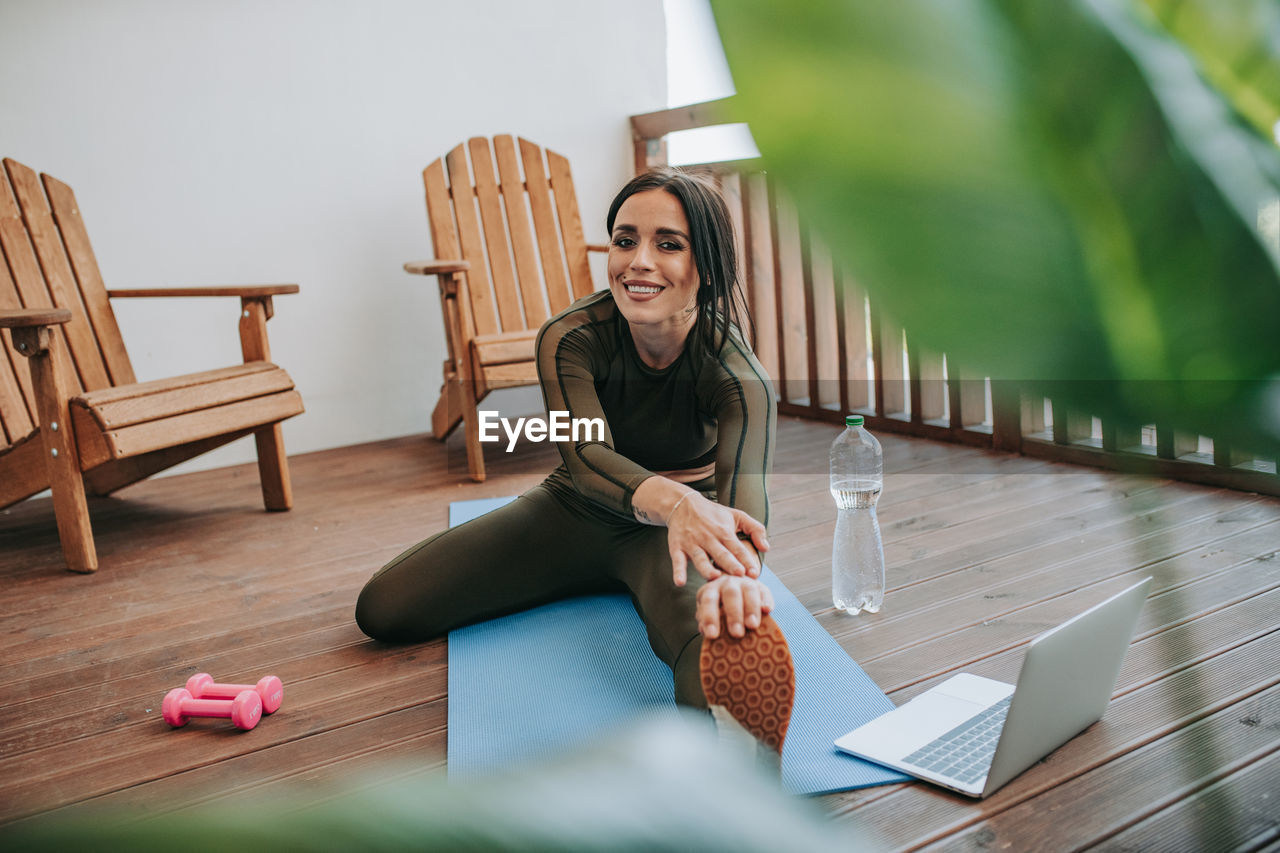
left=902, top=695, right=1012, bottom=785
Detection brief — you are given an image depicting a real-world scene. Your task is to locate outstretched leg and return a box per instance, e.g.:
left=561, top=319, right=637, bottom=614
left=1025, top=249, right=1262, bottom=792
left=355, top=485, right=619, bottom=642
left=611, top=520, right=795, bottom=754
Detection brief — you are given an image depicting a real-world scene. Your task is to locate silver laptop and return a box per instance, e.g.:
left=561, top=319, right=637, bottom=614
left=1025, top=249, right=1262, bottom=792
left=834, top=577, right=1151, bottom=798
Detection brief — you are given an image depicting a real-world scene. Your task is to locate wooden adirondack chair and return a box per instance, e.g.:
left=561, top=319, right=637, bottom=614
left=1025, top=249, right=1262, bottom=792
left=0, top=157, right=304, bottom=572
left=405, top=135, right=605, bottom=482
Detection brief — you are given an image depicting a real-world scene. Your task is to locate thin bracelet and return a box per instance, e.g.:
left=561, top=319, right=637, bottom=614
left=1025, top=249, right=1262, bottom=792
left=667, top=491, right=695, bottom=525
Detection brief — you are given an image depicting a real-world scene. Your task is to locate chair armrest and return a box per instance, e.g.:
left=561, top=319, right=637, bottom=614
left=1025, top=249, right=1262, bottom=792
left=404, top=260, right=470, bottom=276
left=106, top=287, right=295, bottom=363
left=405, top=260, right=470, bottom=297
left=0, top=308, right=72, bottom=357
left=0, top=308, right=73, bottom=328
left=586, top=243, right=609, bottom=254
left=107, top=285, right=299, bottom=299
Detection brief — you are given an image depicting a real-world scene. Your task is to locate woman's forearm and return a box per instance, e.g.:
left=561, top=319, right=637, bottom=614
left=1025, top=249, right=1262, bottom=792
left=631, top=475, right=697, bottom=526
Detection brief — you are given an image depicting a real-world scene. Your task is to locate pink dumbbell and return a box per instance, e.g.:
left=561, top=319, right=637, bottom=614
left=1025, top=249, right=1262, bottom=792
left=163, top=687, right=262, bottom=731
left=186, top=672, right=284, bottom=714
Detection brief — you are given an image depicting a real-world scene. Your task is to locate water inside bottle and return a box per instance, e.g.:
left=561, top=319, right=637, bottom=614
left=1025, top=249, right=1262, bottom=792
left=830, top=479, right=882, bottom=509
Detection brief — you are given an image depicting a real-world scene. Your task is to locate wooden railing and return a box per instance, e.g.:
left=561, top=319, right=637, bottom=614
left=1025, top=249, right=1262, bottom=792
left=630, top=100, right=1280, bottom=496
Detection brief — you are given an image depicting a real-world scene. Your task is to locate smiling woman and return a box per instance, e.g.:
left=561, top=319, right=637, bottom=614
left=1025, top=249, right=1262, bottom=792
left=356, top=168, right=793, bottom=759
left=608, top=189, right=701, bottom=368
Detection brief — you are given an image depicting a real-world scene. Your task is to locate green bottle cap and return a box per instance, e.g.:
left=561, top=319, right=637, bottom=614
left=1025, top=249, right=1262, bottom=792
left=845, top=414, right=864, bottom=426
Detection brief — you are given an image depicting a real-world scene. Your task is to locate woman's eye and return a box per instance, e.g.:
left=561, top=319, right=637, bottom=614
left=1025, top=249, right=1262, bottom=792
left=660, top=241, right=685, bottom=251
left=611, top=236, right=636, bottom=248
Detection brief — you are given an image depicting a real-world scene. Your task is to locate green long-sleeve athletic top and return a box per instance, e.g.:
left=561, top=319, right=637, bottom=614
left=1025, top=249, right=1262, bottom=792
left=535, top=290, right=776, bottom=526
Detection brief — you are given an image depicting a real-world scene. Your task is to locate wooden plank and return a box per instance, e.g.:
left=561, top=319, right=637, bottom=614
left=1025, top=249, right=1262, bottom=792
left=916, top=349, right=946, bottom=423
left=1, top=416, right=1275, bottom=851
left=940, top=685, right=1280, bottom=851
left=0, top=643, right=448, bottom=821
left=107, top=284, right=298, bottom=299
left=836, top=267, right=868, bottom=413
left=0, top=249, right=36, bottom=444
left=40, top=174, right=135, bottom=386
left=1095, top=749, right=1280, bottom=851
left=492, top=135, right=547, bottom=328
left=467, top=137, right=522, bottom=332
left=545, top=149, right=593, bottom=299
left=720, top=171, right=749, bottom=317
left=1, top=170, right=85, bottom=407
left=77, top=366, right=294, bottom=430
left=98, top=391, right=303, bottom=462
left=827, top=619, right=1280, bottom=848
left=846, top=518, right=1280, bottom=678
left=0, top=432, right=47, bottom=506
left=742, top=172, right=779, bottom=383
left=774, top=191, right=808, bottom=405
left=519, top=137, right=573, bottom=315
left=953, top=365, right=987, bottom=428
left=808, top=234, right=842, bottom=412
left=629, top=96, right=735, bottom=140
left=879, top=312, right=906, bottom=417
left=82, top=430, right=250, bottom=496
left=421, top=159, right=463, bottom=264
left=443, top=144, right=498, bottom=337
left=471, top=329, right=538, bottom=366
left=76, top=362, right=280, bottom=407
left=480, top=362, right=540, bottom=387
left=3, top=159, right=110, bottom=392
left=14, top=324, right=96, bottom=571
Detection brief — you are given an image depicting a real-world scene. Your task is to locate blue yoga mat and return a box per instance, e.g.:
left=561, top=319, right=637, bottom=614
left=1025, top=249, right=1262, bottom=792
left=447, top=497, right=909, bottom=795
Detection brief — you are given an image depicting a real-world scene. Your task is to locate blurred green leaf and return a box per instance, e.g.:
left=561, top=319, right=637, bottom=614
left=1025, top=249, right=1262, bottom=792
left=712, top=0, right=1280, bottom=453
left=1140, top=0, right=1280, bottom=138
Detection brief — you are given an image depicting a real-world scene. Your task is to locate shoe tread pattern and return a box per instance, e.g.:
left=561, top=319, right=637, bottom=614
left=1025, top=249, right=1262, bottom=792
left=699, top=614, right=795, bottom=754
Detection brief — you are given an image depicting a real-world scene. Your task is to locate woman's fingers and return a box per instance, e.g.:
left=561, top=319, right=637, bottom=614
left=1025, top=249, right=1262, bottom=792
left=741, top=580, right=762, bottom=630
left=670, top=547, right=688, bottom=588
left=733, top=509, right=770, bottom=554
left=667, top=494, right=769, bottom=581
left=698, top=576, right=771, bottom=639
left=719, top=579, right=745, bottom=637
left=725, top=536, right=761, bottom=579
left=692, top=551, right=723, bottom=583
left=697, top=582, right=722, bottom=638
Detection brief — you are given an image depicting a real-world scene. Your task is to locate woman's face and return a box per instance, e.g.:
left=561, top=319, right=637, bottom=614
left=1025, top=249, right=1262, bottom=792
left=607, top=189, right=700, bottom=337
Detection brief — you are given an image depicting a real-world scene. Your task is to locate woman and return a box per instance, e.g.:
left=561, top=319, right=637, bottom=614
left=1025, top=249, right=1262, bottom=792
left=355, top=168, right=793, bottom=754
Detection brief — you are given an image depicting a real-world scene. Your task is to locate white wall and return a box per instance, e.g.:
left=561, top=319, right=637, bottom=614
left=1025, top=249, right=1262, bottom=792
left=0, top=0, right=666, bottom=472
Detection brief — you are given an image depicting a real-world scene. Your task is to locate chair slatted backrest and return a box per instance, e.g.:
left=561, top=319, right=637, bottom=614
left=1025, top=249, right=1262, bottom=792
left=0, top=158, right=134, bottom=451
left=422, top=136, right=596, bottom=342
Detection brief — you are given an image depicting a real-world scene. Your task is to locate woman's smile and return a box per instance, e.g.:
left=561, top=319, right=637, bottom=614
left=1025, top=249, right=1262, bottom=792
left=607, top=189, right=700, bottom=364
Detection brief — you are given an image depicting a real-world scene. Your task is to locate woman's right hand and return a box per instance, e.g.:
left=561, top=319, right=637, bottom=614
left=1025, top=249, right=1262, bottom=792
left=665, top=490, right=769, bottom=588
left=697, top=573, right=775, bottom=638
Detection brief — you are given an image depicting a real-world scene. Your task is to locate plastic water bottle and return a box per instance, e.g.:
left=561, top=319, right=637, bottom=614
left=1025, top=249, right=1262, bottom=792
left=830, top=414, right=885, bottom=614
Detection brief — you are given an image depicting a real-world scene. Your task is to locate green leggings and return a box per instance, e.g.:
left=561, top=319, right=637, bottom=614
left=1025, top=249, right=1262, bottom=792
left=354, top=481, right=709, bottom=708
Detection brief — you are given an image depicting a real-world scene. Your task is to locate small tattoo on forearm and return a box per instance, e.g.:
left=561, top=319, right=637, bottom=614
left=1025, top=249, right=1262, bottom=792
left=634, top=506, right=660, bottom=526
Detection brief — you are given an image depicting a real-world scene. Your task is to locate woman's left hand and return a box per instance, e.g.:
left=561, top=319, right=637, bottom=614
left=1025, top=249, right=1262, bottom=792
left=665, top=490, right=769, bottom=587
left=697, top=574, right=776, bottom=639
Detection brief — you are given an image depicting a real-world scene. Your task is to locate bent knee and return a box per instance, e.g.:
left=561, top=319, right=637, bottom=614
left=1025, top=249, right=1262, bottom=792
left=354, top=581, right=421, bottom=642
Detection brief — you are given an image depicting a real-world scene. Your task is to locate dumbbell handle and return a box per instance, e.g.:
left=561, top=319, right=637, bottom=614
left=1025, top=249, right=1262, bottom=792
left=163, top=687, right=261, bottom=731
left=187, top=673, right=284, bottom=714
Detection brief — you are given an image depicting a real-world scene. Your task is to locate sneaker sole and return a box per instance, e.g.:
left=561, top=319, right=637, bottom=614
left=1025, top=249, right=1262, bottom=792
left=699, top=614, right=795, bottom=754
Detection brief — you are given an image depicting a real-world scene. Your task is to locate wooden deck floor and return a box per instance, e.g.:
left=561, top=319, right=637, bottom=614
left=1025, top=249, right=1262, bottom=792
left=1, top=417, right=1277, bottom=850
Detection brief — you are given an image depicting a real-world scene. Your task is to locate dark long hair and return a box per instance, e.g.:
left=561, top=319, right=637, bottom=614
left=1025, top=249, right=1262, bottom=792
left=605, top=168, right=752, bottom=356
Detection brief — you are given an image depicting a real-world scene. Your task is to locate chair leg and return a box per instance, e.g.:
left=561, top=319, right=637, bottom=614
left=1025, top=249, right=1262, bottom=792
left=16, top=327, right=98, bottom=572
left=49, top=463, right=97, bottom=573
left=253, top=423, right=293, bottom=511
left=431, top=378, right=464, bottom=441
left=458, top=388, right=486, bottom=483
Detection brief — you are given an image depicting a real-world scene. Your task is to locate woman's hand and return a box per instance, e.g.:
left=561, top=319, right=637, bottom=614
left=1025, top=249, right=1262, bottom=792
left=697, top=574, right=776, bottom=639
left=666, top=490, right=769, bottom=587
